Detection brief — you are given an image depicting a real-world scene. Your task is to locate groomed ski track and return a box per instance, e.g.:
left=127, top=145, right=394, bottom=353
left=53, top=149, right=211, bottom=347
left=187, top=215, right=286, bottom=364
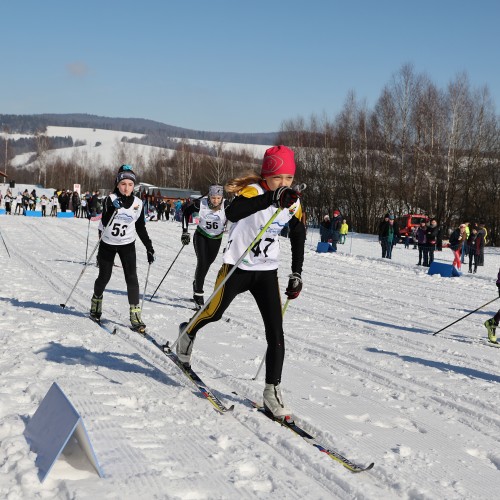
left=1, top=216, right=499, bottom=499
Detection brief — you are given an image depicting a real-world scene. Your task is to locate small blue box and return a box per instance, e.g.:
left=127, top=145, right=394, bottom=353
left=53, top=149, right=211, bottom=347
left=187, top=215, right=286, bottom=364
left=316, top=242, right=336, bottom=253
left=57, top=211, right=74, bottom=218
left=428, top=262, right=461, bottom=277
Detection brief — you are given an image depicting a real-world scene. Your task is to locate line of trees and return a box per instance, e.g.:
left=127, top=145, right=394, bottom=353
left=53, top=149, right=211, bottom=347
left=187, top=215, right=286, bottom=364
left=278, top=64, right=500, bottom=243
left=3, top=64, right=499, bottom=242
left=5, top=139, right=260, bottom=197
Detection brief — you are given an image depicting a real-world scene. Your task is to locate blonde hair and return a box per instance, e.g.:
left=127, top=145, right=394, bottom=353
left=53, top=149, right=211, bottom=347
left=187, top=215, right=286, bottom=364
left=225, top=173, right=262, bottom=194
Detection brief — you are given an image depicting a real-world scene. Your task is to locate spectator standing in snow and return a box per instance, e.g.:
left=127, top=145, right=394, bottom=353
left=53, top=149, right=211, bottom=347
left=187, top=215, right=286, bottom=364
left=461, top=222, right=470, bottom=265
left=477, top=223, right=487, bottom=266
left=331, top=210, right=342, bottom=251
left=90, top=165, right=155, bottom=333
left=80, top=196, right=87, bottom=218
left=467, top=225, right=484, bottom=273
left=40, top=195, right=48, bottom=216
left=14, top=192, right=23, bottom=214
left=181, top=185, right=229, bottom=309
left=4, top=189, right=13, bottom=214
left=415, top=221, right=427, bottom=266
left=50, top=193, right=59, bottom=216
left=319, top=215, right=332, bottom=243
left=176, top=145, right=305, bottom=419
left=339, top=219, right=348, bottom=244
left=165, top=200, right=171, bottom=221
left=424, top=219, right=439, bottom=267
left=72, top=191, right=81, bottom=217
left=378, top=213, right=394, bottom=259
left=448, top=223, right=467, bottom=271
left=21, top=190, right=30, bottom=215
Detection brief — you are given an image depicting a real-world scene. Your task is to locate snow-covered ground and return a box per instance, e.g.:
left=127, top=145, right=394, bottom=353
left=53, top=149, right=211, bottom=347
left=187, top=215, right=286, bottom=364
left=3, top=126, right=271, bottom=171
left=0, top=215, right=499, bottom=499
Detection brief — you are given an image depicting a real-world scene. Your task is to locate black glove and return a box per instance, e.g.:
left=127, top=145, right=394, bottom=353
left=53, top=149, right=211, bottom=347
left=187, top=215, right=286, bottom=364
left=497, top=285, right=500, bottom=298
left=181, top=232, right=190, bottom=245
left=112, top=197, right=123, bottom=209
left=272, top=187, right=299, bottom=209
left=285, top=272, right=302, bottom=299
left=147, top=248, right=155, bottom=264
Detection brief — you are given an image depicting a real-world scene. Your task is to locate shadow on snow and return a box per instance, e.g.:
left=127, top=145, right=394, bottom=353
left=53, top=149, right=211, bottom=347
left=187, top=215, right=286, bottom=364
left=366, top=347, right=500, bottom=383
left=35, top=341, right=179, bottom=388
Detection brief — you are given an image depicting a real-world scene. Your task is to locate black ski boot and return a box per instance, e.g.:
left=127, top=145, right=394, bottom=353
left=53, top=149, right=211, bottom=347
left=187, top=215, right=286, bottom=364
left=130, top=304, right=146, bottom=334
left=90, top=294, right=103, bottom=323
left=193, top=293, right=204, bottom=310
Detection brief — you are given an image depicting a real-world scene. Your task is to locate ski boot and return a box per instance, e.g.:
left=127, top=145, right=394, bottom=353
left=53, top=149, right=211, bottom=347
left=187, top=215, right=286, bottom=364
left=176, top=322, right=196, bottom=367
left=193, top=292, right=205, bottom=310
left=263, top=383, right=292, bottom=420
left=484, top=318, right=498, bottom=343
left=130, top=304, right=146, bottom=334
left=90, top=294, right=103, bottom=323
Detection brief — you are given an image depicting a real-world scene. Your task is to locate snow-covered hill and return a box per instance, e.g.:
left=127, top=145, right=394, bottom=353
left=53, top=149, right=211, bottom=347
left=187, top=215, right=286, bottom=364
left=2, top=126, right=271, bottom=171
left=0, top=216, right=499, bottom=499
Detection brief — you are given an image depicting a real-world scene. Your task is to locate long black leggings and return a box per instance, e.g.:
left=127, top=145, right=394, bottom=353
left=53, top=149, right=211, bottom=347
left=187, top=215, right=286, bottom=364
left=187, top=265, right=285, bottom=385
left=94, top=241, right=140, bottom=304
left=192, top=232, right=222, bottom=294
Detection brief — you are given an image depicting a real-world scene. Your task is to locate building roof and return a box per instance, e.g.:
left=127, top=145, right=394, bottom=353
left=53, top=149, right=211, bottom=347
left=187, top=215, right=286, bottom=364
left=137, top=184, right=202, bottom=200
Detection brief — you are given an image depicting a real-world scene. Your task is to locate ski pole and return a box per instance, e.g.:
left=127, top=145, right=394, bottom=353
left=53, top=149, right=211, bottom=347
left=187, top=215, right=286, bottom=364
left=60, top=210, right=117, bottom=309
left=149, top=245, right=185, bottom=301
left=85, top=217, right=91, bottom=262
left=169, top=208, right=283, bottom=353
left=0, top=229, right=10, bottom=258
left=432, top=296, right=499, bottom=336
left=252, top=298, right=290, bottom=381
left=140, top=262, right=151, bottom=312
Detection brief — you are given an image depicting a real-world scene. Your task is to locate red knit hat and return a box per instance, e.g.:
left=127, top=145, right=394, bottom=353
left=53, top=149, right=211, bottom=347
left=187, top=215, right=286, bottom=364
left=261, top=145, right=296, bottom=177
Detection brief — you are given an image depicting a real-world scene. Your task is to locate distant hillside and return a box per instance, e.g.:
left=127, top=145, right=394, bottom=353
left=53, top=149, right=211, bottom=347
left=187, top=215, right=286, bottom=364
left=0, top=113, right=278, bottom=145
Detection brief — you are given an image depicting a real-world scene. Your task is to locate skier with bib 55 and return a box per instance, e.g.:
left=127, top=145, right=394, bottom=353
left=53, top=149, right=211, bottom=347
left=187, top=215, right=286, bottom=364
left=90, top=165, right=155, bottom=333
left=176, top=145, right=306, bottom=419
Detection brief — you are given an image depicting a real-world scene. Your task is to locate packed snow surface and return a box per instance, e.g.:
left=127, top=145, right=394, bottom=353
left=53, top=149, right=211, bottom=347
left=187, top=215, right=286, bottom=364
left=0, top=215, right=499, bottom=499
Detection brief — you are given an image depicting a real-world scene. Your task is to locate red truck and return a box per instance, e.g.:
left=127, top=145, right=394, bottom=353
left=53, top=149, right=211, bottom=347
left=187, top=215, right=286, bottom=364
left=395, top=214, right=429, bottom=242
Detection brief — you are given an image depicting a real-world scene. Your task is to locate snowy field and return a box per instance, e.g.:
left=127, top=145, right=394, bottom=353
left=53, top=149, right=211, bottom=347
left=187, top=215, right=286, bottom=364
left=0, top=215, right=499, bottom=499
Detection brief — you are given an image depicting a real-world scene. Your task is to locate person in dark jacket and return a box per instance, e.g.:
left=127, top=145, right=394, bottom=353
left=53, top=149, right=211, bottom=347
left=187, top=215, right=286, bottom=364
left=415, top=221, right=427, bottom=266
left=89, top=190, right=101, bottom=217
left=424, top=219, right=439, bottom=267
left=477, top=223, right=487, bottom=266
left=378, top=214, right=394, bottom=259
left=331, top=210, right=342, bottom=251
left=467, top=225, right=484, bottom=273
left=319, top=215, right=332, bottom=243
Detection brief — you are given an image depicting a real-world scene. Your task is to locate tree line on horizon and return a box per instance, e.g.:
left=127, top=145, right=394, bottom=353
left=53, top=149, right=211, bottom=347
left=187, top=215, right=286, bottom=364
left=278, top=64, right=500, bottom=243
left=2, top=64, right=499, bottom=242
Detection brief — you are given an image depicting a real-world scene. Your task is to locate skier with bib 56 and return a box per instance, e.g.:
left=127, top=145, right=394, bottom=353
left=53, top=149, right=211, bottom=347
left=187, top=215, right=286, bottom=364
left=181, top=185, right=229, bottom=309
left=176, top=145, right=306, bottom=419
left=90, top=165, right=155, bottom=333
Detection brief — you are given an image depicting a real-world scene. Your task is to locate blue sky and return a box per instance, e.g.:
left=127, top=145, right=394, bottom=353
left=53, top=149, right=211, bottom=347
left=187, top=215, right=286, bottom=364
left=1, top=0, right=499, bottom=133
